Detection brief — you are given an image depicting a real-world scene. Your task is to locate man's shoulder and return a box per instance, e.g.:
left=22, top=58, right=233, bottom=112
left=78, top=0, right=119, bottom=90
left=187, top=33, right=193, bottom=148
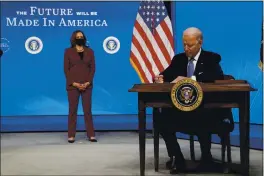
left=174, top=52, right=186, bottom=58
left=171, top=50, right=221, bottom=62
left=172, top=52, right=186, bottom=61
left=201, top=50, right=221, bottom=62
left=202, top=50, right=220, bottom=57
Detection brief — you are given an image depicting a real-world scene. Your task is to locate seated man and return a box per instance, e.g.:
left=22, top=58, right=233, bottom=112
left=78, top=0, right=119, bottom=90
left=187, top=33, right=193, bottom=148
left=154, top=27, right=233, bottom=174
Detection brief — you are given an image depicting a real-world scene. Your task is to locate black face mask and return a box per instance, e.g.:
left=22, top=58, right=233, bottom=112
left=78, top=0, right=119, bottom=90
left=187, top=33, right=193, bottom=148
left=75, top=39, right=85, bottom=46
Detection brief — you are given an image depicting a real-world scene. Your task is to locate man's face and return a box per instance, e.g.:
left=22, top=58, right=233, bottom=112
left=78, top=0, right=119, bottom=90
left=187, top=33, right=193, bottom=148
left=183, top=35, right=202, bottom=58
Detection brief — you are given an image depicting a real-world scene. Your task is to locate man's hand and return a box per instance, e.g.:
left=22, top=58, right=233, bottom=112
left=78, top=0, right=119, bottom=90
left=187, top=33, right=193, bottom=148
left=72, top=82, right=86, bottom=91
left=170, top=76, right=188, bottom=83
left=154, top=75, right=164, bottom=83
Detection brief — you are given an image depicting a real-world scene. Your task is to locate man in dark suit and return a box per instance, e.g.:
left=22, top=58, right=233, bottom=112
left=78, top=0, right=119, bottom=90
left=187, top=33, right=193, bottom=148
left=154, top=27, right=226, bottom=174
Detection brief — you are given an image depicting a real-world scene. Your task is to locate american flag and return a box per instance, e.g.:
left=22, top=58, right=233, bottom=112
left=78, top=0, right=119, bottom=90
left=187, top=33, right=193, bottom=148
left=130, top=0, right=175, bottom=83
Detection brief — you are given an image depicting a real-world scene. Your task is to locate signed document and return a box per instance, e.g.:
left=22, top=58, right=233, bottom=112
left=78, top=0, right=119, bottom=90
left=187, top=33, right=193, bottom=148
left=170, top=76, right=196, bottom=83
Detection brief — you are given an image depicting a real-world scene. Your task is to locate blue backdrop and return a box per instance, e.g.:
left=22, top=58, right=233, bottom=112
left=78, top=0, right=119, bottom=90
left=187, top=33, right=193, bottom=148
left=173, top=1, right=263, bottom=124
left=1, top=2, right=263, bottom=124
left=1, top=2, right=142, bottom=116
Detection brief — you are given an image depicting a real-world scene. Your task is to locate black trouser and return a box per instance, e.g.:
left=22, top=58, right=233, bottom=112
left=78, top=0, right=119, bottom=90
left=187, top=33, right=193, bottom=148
left=159, top=128, right=212, bottom=161
left=156, top=108, right=221, bottom=161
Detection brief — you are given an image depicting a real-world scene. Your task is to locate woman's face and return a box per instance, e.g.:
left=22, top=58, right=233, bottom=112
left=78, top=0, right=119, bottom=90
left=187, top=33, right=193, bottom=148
left=76, top=32, right=84, bottom=39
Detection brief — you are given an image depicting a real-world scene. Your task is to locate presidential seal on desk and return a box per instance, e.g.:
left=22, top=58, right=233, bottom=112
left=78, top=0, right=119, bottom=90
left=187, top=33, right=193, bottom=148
left=171, top=78, right=203, bottom=111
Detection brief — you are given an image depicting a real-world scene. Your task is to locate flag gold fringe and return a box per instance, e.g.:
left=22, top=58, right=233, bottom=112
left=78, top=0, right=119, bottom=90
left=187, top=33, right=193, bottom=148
left=259, top=60, right=263, bottom=71
left=130, top=58, right=145, bottom=83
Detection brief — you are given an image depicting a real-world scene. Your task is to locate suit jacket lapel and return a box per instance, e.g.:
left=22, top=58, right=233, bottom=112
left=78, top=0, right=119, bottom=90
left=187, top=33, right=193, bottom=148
left=83, top=47, right=89, bottom=57
left=194, top=49, right=205, bottom=76
left=70, top=48, right=79, bottom=59
left=71, top=47, right=88, bottom=60
left=182, top=55, right=188, bottom=77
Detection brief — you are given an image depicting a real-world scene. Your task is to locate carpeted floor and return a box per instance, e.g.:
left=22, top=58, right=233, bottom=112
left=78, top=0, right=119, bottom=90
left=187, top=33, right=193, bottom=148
left=1, top=132, right=263, bottom=175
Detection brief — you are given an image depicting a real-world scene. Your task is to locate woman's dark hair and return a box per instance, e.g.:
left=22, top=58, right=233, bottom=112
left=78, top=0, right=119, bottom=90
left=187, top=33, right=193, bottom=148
left=70, top=30, right=87, bottom=48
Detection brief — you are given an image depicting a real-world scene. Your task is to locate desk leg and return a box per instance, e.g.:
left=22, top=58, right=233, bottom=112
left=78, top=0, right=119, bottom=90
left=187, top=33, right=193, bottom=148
left=239, top=92, right=250, bottom=176
left=153, top=108, right=159, bottom=172
left=138, top=98, right=146, bottom=176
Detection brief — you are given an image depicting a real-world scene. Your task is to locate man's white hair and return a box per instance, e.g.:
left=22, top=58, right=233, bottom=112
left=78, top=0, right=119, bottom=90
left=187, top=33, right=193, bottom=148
left=183, top=27, right=203, bottom=41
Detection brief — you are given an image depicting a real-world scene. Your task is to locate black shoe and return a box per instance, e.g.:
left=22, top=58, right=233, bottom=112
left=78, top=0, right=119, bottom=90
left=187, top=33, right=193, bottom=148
left=201, top=153, right=213, bottom=163
left=166, top=156, right=186, bottom=170
left=169, top=156, right=186, bottom=174
left=196, top=161, right=218, bottom=172
left=68, top=137, right=75, bottom=143
left=166, top=158, right=173, bottom=169
left=88, top=138, right=97, bottom=142
left=197, top=154, right=220, bottom=172
left=68, top=139, right=75, bottom=143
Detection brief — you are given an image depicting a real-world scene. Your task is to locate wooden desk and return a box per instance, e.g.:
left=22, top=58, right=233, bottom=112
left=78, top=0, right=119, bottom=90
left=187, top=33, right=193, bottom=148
left=129, top=81, right=256, bottom=176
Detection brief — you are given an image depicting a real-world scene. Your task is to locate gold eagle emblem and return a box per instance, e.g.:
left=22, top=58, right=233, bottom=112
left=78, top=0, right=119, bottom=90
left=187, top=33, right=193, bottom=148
left=171, top=78, right=203, bottom=111
left=180, top=87, right=194, bottom=104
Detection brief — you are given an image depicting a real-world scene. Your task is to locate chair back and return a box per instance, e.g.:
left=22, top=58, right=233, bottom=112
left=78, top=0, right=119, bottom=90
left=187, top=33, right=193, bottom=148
left=224, top=75, right=235, bottom=80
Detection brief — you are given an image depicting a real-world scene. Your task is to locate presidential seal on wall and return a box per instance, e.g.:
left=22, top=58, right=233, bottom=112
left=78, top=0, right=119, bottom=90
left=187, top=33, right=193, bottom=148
left=171, top=78, right=203, bottom=111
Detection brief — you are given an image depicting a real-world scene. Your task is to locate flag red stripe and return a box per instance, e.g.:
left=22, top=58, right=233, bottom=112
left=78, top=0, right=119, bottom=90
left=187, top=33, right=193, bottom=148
left=130, top=53, right=149, bottom=83
left=132, top=36, right=155, bottom=77
left=135, top=21, right=164, bottom=72
left=153, top=28, right=171, bottom=64
left=160, top=20, right=174, bottom=51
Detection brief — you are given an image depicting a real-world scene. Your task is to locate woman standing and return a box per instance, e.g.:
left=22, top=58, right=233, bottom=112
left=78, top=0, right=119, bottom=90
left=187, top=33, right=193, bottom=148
left=64, top=30, right=97, bottom=143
